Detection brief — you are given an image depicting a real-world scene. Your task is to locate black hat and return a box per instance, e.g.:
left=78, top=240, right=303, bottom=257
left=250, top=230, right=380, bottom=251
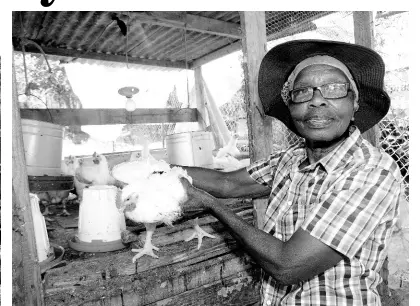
left=258, top=39, right=390, bottom=134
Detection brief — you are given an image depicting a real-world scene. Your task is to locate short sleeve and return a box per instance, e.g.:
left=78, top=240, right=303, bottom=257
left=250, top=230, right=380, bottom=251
left=301, top=166, right=401, bottom=259
left=246, top=151, right=284, bottom=188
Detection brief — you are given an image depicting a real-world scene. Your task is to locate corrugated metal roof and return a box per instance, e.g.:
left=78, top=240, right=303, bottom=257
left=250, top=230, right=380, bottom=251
left=12, top=11, right=332, bottom=70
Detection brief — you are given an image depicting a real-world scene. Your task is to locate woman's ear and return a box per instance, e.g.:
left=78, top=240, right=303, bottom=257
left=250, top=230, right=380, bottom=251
left=352, top=103, right=359, bottom=121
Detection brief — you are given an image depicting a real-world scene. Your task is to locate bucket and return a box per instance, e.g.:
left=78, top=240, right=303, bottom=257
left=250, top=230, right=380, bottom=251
left=29, top=193, right=53, bottom=262
left=21, top=119, right=64, bottom=176
left=77, top=186, right=126, bottom=244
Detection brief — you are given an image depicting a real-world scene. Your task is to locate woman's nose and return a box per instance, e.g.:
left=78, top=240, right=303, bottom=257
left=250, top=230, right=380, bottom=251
left=308, top=88, right=327, bottom=107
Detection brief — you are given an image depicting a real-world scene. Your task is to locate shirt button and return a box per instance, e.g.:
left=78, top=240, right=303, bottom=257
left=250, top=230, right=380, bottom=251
left=266, top=300, right=272, bottom=305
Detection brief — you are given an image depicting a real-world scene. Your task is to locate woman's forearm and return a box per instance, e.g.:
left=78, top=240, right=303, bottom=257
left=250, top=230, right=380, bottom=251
left=204, top=196, right=290, bottom=283
left=175, top=165, right=271, bottom=199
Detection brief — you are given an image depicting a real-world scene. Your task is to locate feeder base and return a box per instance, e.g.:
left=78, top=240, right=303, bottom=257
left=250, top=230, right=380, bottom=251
left=68, top=235, right=127, bottom=253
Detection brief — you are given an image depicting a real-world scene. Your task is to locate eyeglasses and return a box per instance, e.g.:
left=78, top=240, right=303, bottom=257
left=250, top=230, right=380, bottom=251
left=289, top=83, right=351, bottom=103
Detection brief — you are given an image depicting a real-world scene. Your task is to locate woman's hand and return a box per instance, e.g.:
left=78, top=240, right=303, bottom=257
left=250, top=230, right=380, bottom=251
left=179, top=177, right=216, bottom=212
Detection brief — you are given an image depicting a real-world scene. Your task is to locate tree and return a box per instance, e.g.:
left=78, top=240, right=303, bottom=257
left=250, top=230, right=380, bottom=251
left=14, top=52, right=83, bottom=109
left=14, top=52, right=88, bottom=143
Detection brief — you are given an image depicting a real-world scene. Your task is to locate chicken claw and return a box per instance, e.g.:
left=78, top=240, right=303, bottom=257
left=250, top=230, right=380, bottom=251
left=131, top=243, right=160, bottom=262
left=131, top=222, right=159, bottom=262
left=185, top=218, right=216, bottom=250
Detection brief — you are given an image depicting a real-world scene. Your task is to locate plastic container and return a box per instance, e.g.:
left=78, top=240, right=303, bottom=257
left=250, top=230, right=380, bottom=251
left=166, top=131, right=214, bottom=167
left=21, top=119, right=64, bottom=176
left=30, top=193, right=52, bottom=262
left=77, top=186, right=126, bottom=244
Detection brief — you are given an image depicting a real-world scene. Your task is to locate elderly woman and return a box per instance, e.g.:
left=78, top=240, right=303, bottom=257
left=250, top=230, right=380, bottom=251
left=178, top=40, right=402, bottom=306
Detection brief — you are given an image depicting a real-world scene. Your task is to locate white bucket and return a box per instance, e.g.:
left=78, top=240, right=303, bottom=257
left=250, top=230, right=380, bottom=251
left=77, top=186, right=126, bottom=243
left=21, top=119, right=64, bottom=176
left=29, top=193, right=52, bottom=262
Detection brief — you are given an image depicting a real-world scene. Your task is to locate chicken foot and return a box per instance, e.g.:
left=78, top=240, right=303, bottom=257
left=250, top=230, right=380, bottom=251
left=131, top=222, right=159, bottom=262
left=185, top=218, right=216, bottom=250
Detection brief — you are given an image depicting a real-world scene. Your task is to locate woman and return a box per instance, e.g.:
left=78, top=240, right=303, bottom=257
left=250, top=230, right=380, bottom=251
left=179, top=40, right=402, bottom=306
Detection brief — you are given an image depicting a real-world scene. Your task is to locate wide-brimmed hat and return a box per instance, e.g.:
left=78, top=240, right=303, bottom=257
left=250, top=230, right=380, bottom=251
left=258, top=39, right=390, bottom=134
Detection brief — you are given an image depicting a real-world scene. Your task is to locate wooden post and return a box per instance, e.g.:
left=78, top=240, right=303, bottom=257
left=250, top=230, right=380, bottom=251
left=353, top=11, right=380, bottom=147
left=12, top=54, right=45, bottom=305
left=240, top=11, right=272, bottom=232
left=239, top=11, right=272, bottom=162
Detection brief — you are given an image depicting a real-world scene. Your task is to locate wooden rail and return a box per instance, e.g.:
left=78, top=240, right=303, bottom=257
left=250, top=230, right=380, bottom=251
left=20, top=108, right=198, bottom=126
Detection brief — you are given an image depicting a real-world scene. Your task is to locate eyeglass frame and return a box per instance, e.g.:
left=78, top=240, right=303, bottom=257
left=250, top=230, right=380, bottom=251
left=288, top=82, right=352, bottom=104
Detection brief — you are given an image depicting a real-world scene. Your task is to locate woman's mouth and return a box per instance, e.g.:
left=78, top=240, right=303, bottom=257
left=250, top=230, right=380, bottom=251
left=304, top=117, right=334, bottom=128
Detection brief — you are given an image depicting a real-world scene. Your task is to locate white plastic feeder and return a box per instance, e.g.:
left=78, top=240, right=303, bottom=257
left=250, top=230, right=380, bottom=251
left=30, top=193, right=53, bottom=262
left=70, top=185, right=126, bottom=252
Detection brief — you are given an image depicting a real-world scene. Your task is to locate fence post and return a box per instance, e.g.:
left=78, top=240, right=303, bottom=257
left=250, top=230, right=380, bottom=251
left=12, top=50, right=45, bottom=305
left=353, top=10, right=390, bottom=302
left=353, top=11, right=380, bottom=147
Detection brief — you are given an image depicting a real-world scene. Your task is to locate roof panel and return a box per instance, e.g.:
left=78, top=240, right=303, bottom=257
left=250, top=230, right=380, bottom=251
left=12, top=11, right=332, bottom=69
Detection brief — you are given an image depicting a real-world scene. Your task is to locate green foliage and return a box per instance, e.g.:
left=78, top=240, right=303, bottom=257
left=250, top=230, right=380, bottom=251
left=13, top=52, right=82, bottom=109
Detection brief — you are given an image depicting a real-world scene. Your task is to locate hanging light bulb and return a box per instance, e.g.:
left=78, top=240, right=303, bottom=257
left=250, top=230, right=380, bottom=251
left=125, top=96, right=136, bottom=112
left=118, top=13, right=139, bottom=112
left=118, top=86, right=139, bottom=112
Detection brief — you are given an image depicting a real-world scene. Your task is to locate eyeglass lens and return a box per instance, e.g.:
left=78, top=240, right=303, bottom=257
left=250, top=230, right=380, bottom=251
left=291, top=83, right=349, bottom=103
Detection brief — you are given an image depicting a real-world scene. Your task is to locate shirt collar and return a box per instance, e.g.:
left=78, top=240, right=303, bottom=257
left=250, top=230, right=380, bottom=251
left=291, top=126, right=362, bottom=174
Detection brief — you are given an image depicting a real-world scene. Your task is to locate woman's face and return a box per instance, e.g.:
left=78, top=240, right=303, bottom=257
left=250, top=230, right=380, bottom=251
left=288, top=64, right=358, bottom=145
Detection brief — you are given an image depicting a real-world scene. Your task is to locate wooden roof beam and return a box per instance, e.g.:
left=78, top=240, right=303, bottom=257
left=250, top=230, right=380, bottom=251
left=130, top=12, right=241, bottom=39
left=13, top=43, right=190, bottom=70
left=190, top=41, right=242, bottom=69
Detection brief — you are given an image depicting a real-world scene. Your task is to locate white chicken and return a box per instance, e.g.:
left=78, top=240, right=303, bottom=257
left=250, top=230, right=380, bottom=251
left=75, top=152, right=116, bottom=201
left=215, top=133, right=241, bottom=159
left=113, top=146, right=215, bottom=262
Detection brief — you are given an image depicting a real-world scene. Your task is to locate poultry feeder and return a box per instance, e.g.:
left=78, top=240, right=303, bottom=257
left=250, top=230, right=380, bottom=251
left=69, top=185, right=127, bottom=252
left=30, top=193, right=54, bottom=262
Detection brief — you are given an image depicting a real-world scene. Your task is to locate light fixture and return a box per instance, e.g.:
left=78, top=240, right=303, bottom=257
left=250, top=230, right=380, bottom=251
left=118, top=86, right=139, bottom=112
left=117, top=12, right=139, bottom=112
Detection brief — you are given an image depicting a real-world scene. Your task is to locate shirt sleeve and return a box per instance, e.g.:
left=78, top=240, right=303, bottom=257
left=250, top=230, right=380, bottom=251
left=300, top=166, right=401, bottom=259
left=246, top=151, right=284, bottom=188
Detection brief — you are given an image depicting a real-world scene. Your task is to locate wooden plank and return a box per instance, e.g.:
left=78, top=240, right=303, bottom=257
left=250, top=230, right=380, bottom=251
left=190, top=41, right=242, bottom=69
left=123, top=267, right=260, bottom=306
left=12, top=50, right=45, bottom=305
left=44, top=207, right=256, bottom=305
left=20, top=108, right=199, bottom=126
left=193, top=67, right=210, bottom=130
left=45, top=251, right=256, bottom=306
left=13, top=44, right=189, bottom=70
left=28, top=175, right=74, bottom=192
left=353, top=11, right=379, bottom=147
left=239, top=12, right=272, bottom=162
left=131, top=12, right=241, bottom=39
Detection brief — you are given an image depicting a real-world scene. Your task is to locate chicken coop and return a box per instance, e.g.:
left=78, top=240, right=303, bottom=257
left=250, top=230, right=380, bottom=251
left=11, top=11, right=407, bottom=306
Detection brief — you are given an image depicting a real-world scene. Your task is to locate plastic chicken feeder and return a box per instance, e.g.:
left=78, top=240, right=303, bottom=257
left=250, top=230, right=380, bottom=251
left=69, top=185, right=127, bottom=252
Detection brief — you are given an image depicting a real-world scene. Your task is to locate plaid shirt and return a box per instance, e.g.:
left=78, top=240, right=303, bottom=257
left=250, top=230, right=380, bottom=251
left=247, top=127, right=402, bottom=306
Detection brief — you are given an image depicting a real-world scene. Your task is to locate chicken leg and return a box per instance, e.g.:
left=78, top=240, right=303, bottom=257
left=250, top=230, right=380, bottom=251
left=185, top=218, right=216, bottom=250
left=131, top=222, right=160, bottom=262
